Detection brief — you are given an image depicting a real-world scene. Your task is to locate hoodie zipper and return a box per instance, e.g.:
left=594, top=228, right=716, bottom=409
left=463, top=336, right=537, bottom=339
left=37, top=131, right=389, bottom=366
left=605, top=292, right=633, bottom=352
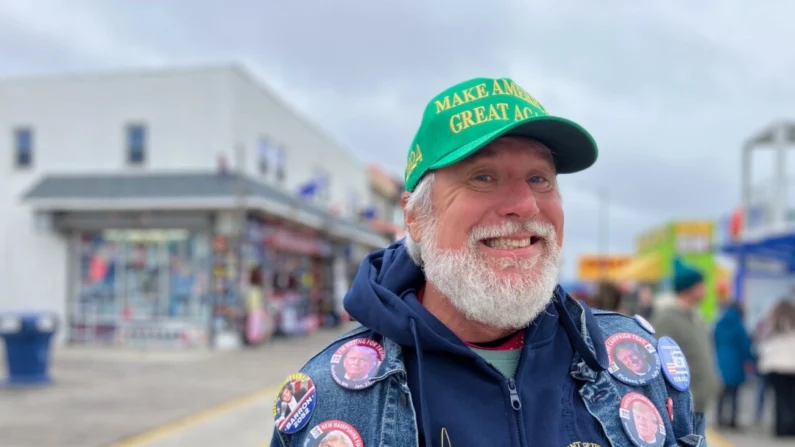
left=506, top=378, right=527, bottom=447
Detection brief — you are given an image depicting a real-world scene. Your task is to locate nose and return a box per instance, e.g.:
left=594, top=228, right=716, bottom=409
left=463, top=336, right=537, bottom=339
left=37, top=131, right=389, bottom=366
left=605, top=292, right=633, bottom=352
left=495, top=180, right=540, bottom=220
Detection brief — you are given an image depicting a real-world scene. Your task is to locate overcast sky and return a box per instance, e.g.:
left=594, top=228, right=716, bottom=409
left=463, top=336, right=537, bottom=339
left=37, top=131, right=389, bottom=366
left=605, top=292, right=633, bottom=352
left=2, top=0, right=793, bottom=280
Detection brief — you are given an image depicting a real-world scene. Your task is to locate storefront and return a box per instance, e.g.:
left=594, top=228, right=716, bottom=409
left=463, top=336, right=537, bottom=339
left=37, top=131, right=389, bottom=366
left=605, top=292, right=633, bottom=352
left=720, top=225, right=795, bottom=331
left=246, top=217, right=334, bottom=336
left=64, top=212, right=217, bottom=349
left=23, top=172, right=392, bottom=348
left=615, top=220, right=721, bottom=321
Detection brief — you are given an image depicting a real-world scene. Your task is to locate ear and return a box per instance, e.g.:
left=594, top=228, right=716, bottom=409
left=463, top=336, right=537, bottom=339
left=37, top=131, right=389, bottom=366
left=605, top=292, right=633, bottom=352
left=401, top=192, right=423, bottom=243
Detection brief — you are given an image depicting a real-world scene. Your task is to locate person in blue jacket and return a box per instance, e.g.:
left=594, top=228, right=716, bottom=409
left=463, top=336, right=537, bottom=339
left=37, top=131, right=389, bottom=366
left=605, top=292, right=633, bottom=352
left=270, top=77, right=705, bottom=447
left=714, top=301, right=755, bottom=429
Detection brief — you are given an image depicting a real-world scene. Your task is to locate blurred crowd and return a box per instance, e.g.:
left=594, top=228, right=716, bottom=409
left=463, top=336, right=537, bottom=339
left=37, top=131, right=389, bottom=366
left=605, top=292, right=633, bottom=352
left=577, top=259, right=795, bottom=438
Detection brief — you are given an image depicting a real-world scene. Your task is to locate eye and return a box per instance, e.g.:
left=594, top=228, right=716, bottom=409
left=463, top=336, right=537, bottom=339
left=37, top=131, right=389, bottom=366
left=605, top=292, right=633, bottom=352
left=528, top=175, right=552, bottom=188
left=473, top=174, right=494, bottom=182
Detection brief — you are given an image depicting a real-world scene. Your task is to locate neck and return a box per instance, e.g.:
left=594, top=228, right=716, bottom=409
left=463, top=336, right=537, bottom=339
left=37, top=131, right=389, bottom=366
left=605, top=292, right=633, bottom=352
left=422, top=282, right=515, bottom=343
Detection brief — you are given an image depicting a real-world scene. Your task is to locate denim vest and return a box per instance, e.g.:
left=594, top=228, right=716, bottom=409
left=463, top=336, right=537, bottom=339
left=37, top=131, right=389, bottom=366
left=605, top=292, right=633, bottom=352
left=271, top=302, right=707, bottom=447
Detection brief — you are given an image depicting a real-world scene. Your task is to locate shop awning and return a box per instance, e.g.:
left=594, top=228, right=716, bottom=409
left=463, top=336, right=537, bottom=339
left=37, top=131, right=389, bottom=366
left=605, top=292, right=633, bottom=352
left=612, top=253, right=663, bottom=282
left=721, top=231, right=795, bottom=271
left=22, top=172, right=391, bottom=249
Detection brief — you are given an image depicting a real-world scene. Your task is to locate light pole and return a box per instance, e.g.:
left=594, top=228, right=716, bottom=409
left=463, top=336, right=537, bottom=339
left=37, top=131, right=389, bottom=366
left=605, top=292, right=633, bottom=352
left=598, top=188, right=610, bottom=280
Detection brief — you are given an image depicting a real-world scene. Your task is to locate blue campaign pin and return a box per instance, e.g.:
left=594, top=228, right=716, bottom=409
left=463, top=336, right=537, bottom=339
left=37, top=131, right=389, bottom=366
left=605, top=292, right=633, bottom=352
left=619, top=392, right=666, bottom=447
left=605, top=332, right=661, bottom=386
left=273, top=373, right=317, bottom=434
left=657, top=336, right=691, bottom=392
left=633, top=315, right=655, bottom=334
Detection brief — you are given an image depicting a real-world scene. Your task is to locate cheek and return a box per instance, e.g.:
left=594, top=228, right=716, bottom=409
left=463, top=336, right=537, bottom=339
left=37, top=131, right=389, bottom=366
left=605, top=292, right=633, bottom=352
left=435, top=202, right=485, bottom=249
left=539, top=199, right=564, bottom=244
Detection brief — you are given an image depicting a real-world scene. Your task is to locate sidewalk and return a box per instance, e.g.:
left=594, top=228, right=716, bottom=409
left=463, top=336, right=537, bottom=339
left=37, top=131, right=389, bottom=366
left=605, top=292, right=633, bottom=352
left=0, top=324, right=356, bottom=447
left=708, top=379, right=795, bottom=447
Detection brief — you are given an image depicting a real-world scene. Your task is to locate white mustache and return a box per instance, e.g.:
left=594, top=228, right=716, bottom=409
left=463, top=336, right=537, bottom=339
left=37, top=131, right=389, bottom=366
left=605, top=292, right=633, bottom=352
left=468, top=221, right=556, bottom=243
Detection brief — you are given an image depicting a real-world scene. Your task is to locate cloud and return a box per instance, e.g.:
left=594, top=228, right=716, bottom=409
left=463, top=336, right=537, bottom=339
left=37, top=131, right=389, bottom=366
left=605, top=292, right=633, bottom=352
left=1, top=0, right=794, bottom=280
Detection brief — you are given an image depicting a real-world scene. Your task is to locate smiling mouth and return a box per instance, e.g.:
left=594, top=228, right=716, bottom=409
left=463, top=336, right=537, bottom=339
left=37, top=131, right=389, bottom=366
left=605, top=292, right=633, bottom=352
left=481, top=236, right=542, bottom=250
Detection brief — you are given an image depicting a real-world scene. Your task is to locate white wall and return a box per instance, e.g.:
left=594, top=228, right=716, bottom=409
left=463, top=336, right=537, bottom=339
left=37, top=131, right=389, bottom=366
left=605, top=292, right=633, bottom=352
left=230, top=69, right=369, bottom=220
left=0, top=66, right=374, bottom=342
left=0, top=68, right=238, bottom=341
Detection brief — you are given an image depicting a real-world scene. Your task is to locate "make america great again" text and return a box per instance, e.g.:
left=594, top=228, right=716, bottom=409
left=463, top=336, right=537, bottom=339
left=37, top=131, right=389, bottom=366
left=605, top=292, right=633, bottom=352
left=433, top=79, right=547, bottom=134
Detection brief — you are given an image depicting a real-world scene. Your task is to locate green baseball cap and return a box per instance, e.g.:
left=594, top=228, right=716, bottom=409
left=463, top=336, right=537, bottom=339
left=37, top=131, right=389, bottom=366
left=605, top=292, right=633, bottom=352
left=404, top=77, right=598, bottom=192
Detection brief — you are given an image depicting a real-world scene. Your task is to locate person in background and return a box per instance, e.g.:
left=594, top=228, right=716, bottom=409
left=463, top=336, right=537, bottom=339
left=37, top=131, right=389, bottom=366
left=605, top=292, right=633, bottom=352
left=713, top=300, right=754, bottom=429
left=752, top=312, right=774, bottom=426
left=592, top=281, right=624, bottom=313
left=636, top=284, right=655, bottom=319
left=651, top=258, right=720, bottom=433
left=757, top=299, right=795, bottom=437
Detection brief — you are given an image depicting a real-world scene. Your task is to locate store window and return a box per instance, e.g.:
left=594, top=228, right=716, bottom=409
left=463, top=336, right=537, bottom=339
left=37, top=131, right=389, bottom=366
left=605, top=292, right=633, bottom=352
left=257, top=137, right=270, bottom=175
left=14, top=127, right=33, bottom=168
left=70, top=229, right=211, bottom=345
left=126, top=123, right=147, bottom=165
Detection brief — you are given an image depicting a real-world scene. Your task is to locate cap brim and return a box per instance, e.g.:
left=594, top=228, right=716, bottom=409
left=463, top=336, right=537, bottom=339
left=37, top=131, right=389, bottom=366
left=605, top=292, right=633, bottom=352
left=428, top=115, right=598, bottom=174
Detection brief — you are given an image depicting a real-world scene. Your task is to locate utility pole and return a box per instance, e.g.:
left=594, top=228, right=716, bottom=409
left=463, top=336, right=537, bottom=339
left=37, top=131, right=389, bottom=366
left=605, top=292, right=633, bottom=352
left=234, top=143, right=247, bottom=332
left=598, top=188, right=610, bottom=280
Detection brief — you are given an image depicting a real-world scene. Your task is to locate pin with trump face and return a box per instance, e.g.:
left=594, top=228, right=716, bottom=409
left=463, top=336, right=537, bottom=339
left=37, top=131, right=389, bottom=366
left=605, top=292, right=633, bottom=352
left=605, top=332, right=661, bottom=386
left=304, top=420, right=364, bottom=447
left=330, top=338, right=384, bottom=391
left=619, top=392, right=666, bottom=447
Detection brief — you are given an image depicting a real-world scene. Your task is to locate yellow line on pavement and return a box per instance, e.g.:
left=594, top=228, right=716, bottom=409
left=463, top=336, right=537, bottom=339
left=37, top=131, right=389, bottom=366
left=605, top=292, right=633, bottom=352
left=110, top=386, right=279, bottom=447
left=706, top=428, right=735, bottom=447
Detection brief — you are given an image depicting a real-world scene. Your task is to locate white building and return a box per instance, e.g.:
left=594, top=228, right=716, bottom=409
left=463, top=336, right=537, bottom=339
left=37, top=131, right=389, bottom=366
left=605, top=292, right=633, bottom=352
left=0, top=66, right=389, bottom=346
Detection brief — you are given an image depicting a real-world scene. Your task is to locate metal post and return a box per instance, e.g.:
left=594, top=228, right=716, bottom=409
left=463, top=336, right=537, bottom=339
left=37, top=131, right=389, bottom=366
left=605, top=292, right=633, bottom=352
left=598, top=188, right=609, bottom=279
left=741, top=142, right=752, bottom=240
left=775, top=122, right=788, bottom=231
left=234, top=143, right=247, bottom=334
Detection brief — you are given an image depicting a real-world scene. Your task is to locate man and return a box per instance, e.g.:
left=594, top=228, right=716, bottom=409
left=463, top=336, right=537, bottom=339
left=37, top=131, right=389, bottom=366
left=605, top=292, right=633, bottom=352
left=340, top=346, right=378, bottom=382
left=271, top=78, right=704, bottom=446
left=317, top=431, right=354, bottom=447
left=651, top=257, right=720, bottom=433
left=632, top=401, right=662, bottom=445
left=615, top=341, right=652, bottom=376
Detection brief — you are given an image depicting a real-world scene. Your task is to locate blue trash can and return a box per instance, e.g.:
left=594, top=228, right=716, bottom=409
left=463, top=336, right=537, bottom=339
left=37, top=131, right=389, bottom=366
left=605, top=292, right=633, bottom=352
left=0, top=312, right=57, bottom=387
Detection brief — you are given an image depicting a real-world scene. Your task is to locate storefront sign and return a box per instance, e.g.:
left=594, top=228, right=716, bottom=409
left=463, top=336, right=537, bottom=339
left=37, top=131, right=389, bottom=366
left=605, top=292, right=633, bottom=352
left=674, top=221, right=713, bottom=254
left=577, top=255, right=634, bottom=281
left=261, top=225, right=332, bottom=257
left=104, top=229, right=190, bottom=242
left=114, top=321, right=208, bottom=349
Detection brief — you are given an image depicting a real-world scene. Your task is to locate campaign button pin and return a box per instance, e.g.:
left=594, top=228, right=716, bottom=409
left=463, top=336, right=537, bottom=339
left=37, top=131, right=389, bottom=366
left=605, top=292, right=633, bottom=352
left=605, top=332, right=661, bottom=386
left=330, top=338, right=385, bottom=391
left=273, top=373, right=317, bottom=434
left=633, top=315, right=655, bottom=334
left=304, top=420, right=364, bottom=447
left=666, top=397, right=674, bottom=422
left=619, top=392, right=666, bottom=447
left=657, top=336, right=691, bottom=392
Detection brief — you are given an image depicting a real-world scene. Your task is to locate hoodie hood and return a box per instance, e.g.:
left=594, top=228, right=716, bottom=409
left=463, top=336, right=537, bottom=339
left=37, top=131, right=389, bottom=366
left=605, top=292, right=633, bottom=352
left=343, top=239, right=475, bottom=356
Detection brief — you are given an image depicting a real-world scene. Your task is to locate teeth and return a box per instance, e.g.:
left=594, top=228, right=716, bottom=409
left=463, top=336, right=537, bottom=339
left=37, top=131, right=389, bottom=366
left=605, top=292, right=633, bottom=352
left=484, top=238, right=533, bottom=249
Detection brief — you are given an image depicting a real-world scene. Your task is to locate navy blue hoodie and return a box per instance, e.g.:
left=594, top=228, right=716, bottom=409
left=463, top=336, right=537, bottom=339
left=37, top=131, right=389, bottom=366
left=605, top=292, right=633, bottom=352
left=344, top=241, right=612, bottom=447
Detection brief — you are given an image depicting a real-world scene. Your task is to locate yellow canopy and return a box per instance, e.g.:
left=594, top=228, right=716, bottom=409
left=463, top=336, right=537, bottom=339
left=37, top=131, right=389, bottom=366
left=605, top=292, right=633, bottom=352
left=613, top=253, right=663, bottom=282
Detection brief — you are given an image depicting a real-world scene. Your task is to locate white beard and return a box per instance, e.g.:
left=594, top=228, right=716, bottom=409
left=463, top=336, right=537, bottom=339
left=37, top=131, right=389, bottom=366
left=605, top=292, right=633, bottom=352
left=418, top=219, right=561, bottom=330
